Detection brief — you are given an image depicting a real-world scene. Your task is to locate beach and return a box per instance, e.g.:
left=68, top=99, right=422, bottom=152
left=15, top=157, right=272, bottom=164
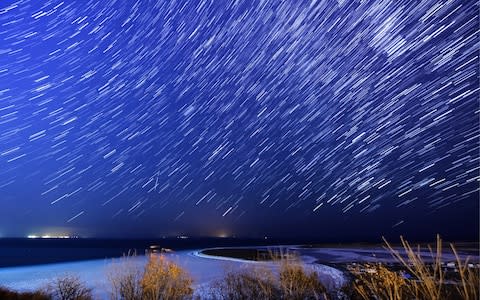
left=0, top=246, right=347, bottom=299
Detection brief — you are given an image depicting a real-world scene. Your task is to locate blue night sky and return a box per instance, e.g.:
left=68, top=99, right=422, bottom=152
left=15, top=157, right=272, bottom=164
left=0, top=0, right=478, bottom=239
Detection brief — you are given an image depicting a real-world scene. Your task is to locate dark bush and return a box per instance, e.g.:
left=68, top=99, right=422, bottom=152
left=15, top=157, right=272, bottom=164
left=0, top=286, right=50, bottom=300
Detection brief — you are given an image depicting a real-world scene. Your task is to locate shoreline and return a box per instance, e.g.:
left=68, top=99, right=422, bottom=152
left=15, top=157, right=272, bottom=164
left=2, top=244, right=477, bottom=298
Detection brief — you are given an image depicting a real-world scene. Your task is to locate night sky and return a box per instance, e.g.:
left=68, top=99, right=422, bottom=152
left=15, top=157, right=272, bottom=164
left=0, top=0, right=478, bottom=240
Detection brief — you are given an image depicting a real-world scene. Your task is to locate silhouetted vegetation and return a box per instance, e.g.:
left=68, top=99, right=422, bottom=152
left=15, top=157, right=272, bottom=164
left=45, top=274, right=92, bottom=300
left=0, top=274, right=92, bottom=300
left=0, top=286, right=50, bottom=300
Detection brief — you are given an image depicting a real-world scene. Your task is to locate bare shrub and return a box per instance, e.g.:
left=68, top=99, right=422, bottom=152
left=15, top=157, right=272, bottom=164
left=141, top=255, right=193, bottom=300
left=107, top=254, right=143, bottom=300
left=209, top=265, right=279, bottom=300
left=46, top=274, right=92, bottom=300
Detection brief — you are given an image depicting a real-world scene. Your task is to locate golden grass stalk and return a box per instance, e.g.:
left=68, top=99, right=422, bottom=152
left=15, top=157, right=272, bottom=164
left=279, top=258, right=327, bottom=300
left=352, top=263, right=408, bottom=300
left=379, top=235, right=480, bottom=300
left=211, top=249, right=328, bottom=300
left=451, top=245, right=479, bottom=300
left=383, top=234, right=445, bottom=299
left=106, top=252, right=193, bottom=300
left=141, top=255, right=193, bottom=300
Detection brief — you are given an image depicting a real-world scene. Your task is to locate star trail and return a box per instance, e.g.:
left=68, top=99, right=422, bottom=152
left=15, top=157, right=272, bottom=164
left=0, top=0, right=478, bottom=238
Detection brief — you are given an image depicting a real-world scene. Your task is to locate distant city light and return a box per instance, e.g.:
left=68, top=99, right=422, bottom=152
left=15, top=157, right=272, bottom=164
left=27, top=234, right=78, bottom=239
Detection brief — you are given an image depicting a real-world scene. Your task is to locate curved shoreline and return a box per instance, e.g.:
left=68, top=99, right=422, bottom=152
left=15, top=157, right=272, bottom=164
left=191, top=244, right=301, bottom=262
left=191, top=246, right=347, bottom=290
left=191, top=249, right=265, bottom=264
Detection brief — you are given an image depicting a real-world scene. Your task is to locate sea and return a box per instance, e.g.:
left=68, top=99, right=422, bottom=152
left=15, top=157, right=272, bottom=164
left=0, top=237, right=326, bottom=268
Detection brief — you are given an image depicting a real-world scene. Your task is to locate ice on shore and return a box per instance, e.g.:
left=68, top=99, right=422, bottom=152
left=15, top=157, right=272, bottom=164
left=0, top=249, right=346, bottom=299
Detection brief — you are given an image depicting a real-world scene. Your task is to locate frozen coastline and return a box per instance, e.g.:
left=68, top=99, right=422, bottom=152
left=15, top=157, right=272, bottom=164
left=0, top=247, right=346, bottom=299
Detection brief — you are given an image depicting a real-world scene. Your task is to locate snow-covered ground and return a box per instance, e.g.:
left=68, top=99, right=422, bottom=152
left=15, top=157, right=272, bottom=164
left=0, top=248, right=346, bottom=299
left=1, top=245, right=475, bottom=299
left=291, top=246, right=480, bottom=264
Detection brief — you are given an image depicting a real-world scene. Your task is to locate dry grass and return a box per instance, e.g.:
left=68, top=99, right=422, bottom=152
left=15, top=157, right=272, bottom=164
left=107, top=253, right=193, bottom=300
left=383, top=235, right=445, bottom=299
left=209, top=265, right=280, bottom=300
left=451, top=246, right=479, bottom=300
left=141, top=255, right=193, bottom=300
left=351, top=263, right=409, bottom=300
left=350, top=235, right=480, bottom=300
left=210, top=250, right=328, bottom=300
left=279, top=258, right=328, bottom=300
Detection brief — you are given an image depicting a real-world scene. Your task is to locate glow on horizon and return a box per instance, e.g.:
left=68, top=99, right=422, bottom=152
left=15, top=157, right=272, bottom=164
left=27, top=234, right=77, bottom=239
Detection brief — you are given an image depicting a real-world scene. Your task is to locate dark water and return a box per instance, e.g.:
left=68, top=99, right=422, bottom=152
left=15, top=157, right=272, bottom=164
left=0, top=237, right=323, bottom=268
left=1, top=238, right=477, bottom=268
